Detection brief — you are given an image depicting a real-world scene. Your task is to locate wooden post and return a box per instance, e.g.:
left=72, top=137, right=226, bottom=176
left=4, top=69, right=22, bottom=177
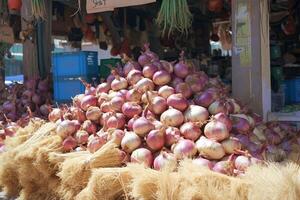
left=21, top=0, right=39, bottom=79
left=231, top=0, right=271, bottom=120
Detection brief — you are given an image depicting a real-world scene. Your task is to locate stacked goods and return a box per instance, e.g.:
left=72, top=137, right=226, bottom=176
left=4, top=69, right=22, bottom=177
left=46, top=44, right=300, bottom=176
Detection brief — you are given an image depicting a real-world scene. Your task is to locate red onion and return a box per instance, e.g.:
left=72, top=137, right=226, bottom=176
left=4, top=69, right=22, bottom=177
left=142, top=91, right=159, bottom=104
left=99, top=112, right=111, bottom=126
left=131, top=148, right=153, bottom=167
left=22, top=89, right=33, bottom=99
left=208, top=100, right=228, bottom=115
left=234, top=155, right=251, bottom=171
left=111, top=76, right=128, bottom=91
left=174, top=52, right=189, bottom=78
left=161, top=108, right=184, bottom=127
left=86, top=106, right=102, bottom=121
left=73, top=94, right=85, bottom=108
left=40, top=104, right=50, bottom=116
left=123, top=60, right=141, bottom=76
left=175, top=82, right=192, bottom=99
left=231, top=115, right=251, bottom=134
left=96, top=82, right=110, bottom=94
left=146, top=129, right=165, bottom=151
left=204, top=120, right=229, bottom=142
left=167, top=94, right=188, bottom=111
left=81, top=95, right=98, bottom=111
left=153, top=70, right=171, bottom=86
left=142, top=63, right=158, bottom=78
left=172, top=139, right=197, bottom=159
left=87, top=136, right=106, bottom=153
left=106, top=113, right=126, bottom=129
left=32, top=93, right=42, bottom=105
left=212, top=160, right=234, bottom=175
left=148, top=96, right=167, bottom=115
left=70, top=107, right=86, bottom=123
left=75, top=130, right=89, bottom=144
left=100, top=101, right=112, bottom=113
left=180, top=122, right=202, bottom=141
left=126, top=89, right=142, bottom=102
left=25, top=78, right=37, bottom=90
left=171, top=76, right=184, bottom=88
left=133, top=117, right=155, bottom=137
left=135, top=78, right=155, bottom=93
left=56, top=120, right=77, bottom=138
left=264, top=129, right=281, bottom=145
left=121, top=131, right=141, bottom=153
left=110, top=96, right=125, bottom=112
left=122, top=102, right=142, bottom=118
left=214, top=113, right=232, bottom=131
left=62, top=136, right=77, bottom=151
left=4, top=125, right=18, bottom=137
left=227, top=98, right=241, bottom=114
left=192, top=157, right=214, bottom=169
left=184, top=105, right=209, bottom=124
left=160, top=60, right=174, bottom=73
left=127, top=116, right=138, bottom=131
left=153, top=151, right=176, bottom=170
left=127, top=69, right=143, bottom=85
left=185, top=74, right=206, bottom=93
left=82, top=120, right=97, bottom=135
left=196, top=136, right=225, bottom=160
left=3, top=101, right=15, bottom=112
left=165, top=127, right=181, bottom=146
left=38, top=78, right=49, bottom=92
left=158, top=85, right=175, bottom=99
left=72, top=120, right=81, bottom=131
left=48, top=108, right=61, bottom=122
left=221, top=137, right=242, bottom=154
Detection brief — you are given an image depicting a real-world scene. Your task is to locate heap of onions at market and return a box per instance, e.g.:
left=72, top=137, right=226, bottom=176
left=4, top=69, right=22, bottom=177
left=45, top=45, right=299, bottom=176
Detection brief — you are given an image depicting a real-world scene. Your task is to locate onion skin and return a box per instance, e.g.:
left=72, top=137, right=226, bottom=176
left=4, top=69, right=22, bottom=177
left=153, top=70, right=171, bottom=86
left=214, top=113, right=232, bottom=132
left=121, top=132, right=142, bottom=153
left=86, top=106, right=102, bottom=121
left=192, top=157, right=214, bottom=169
left=133, top=117, right=155, bottom=137
left=127, top=69, right=143, bottom=85
left=158, top=85, right=175, bottom=99
left=212, top=160, right=234, bottom=175
left=96, top=82, right=110, bottom=94
left=196, top=136, right=225, bottom=160
left=122, top=102, right=142, bottom=118
left=123, top=61, right=141, bottom=76
left=174, top=62, right=189, bottom=79
left=82, top=120, right=97, bottom=135
left=75, top=130, right=89, bottom=144
left=161, top=108, right=184, bottom=127
left=172, top=139, right=197, bottom=159
left=185, top=74, right=206, bottom=93
left=146, top=129, right=165, bottom=151
left=184, top=105, right=209, bottom=124
left=234, top=155, right=251, bottom=171
left=148, top=96, right=167, bottom=115
left=107, top=129, right=125, bottom=146
left=131, top=148, right=153, bottom=167
left=48, top=108, right=62, bottom=122
left=56, top=120, right=77, bottom=138
left=81, top=95, right=98, bottom=111
left=165, top=127, right=181, bottom=146
left=111, top=77, right=128, bottom=91
left=208, top=100, right=228, bottom=115
left=167, top=94, right=188, bottom=111
left=87, top=136, right=106, bottom=153
left=110, top=96, right=125, bottom=112
left=160, top=60, right=174, bottom=73
left=62, top=136, right=77, bottom=151
left=135, top=78, right=155, bottom=93
left=194, top=90, right=216, bottom=108
left=231, top=116, right=251, bottom=134
left=153, top=152, right=176, bottom=170
left=180, top=122, right=202, bottom=141
left=143, top=63, right=158, bottom=78
left=175, top=83, right=192, bottom=99
left=221, top=137, right=242, bottom=154
left=126, top=89, right=142, bottom=102
left=142, top=91, right=159, bottom=104
left=106, top=113, right=126, bottom=129
left=204, top=120, right=229, bottom=142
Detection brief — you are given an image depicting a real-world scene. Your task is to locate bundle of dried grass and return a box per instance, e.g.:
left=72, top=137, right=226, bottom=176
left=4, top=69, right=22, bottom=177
left=244, top=162, right=300, bottom=200
left=75, top=167, right=131, bottom=200
left=56, top=142, right=126, bottom=200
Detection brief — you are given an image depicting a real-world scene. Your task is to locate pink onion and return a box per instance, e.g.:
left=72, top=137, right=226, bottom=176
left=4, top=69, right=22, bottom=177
left=192, top=157, right=214, bottom=169
left=106, top=113, right=126, bottom=129
left=167, top=94, right=188, bottom=111
left=32, top=93, right=42, bottom=105
left=121, top=131, right=141, bottom=153
left=160, top=60, right=174, bottom=73
left=184, top=105, right=209, bottom=124
left=73, top=94, right=85, bottom=108
left=107, top=129, right=125, bottom=146
left=75, top=130, right=89, bottom=144
left=111, top=76, right=128, bottom=91
left=133, top=117, right=155, bottom=137
left=185, top=74, right=206, bottom=93
left=158, top=85, right=175, bottom=99
left=153, top=70, right=171, bottom=86
left=96, top=82, right=110, bottom=94
left=161, top=108, right=184, bottom=127
left=135, top=78, right=155, bottom=93
left=153, top=151, right=176, bottom=170
left=165, top=127, right=181, bottom=146
left=148, top=96, right=167, bottom=115
left=231, top=116, right=251, bottom=134
left=196, top=136, right=225, bottom=160
left=123, top=60, right=141, bottom=76
left=25, top=78, right=37, bottom=90
left=212, top=160, right=234, bottom=175
left=143, top=63, right=158, bottom=78
left=40, top=104, right=50, bottom=116
left=234, top=155, right=251, bottom=171
left=171, top=76, right=183, bottom=88
left=127, top=116, right=138, bottom=131
left=204, top=120, right=229, bottom=142
left=110, top=96, right=125, bottom=112
left=122, top=102, right=142, bottom=118
left=214, top=113, right=232, bottom=131
left=131, top=148, right=153, bottom=167
left=180, top=122, right=202, bottom=141
left=146, top=129, right=165, bottom=151
left=62, top=136, right=77, bottom=151
left=175, top=82, right=192, bottom=99
left=82, top=120, right=97, bottom=135
left=194, top=89, right=218, bottom=108
left=87, top=136, right=106, bottom=153
left=99, top=112, right=111, bottom=126
left=56, top=120, right=77, bottom=138
left=48, top=108, right=61, bottom=122
left=81, top=95, right=98, bottom=111
left=221, top=137, right=242, bottom=154
left=127, top=69, right=143, bottom=85
left=100, top=101, right=112, bottom=113
left=172, top=139, right=197, bottom=159
left=174, top=52, right=189, bottom=78
left=264, top=129, right=281, bottom=145
left=126, top=89, right=142, bottom=102
left=208, top=100, right=228, bottom=115
left=142, top=91, right=159, bottom=104
left=86, top=106, right=101, bottom=121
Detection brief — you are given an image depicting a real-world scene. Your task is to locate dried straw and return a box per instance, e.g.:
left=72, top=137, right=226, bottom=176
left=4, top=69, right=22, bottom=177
left=56, top=142, right=125, bottom=200
left=244, top=162, right=300, bottom=200
left=75, top=167, right=132, bottom=200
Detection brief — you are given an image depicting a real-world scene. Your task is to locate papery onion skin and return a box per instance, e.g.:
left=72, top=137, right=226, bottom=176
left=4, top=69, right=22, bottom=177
left=62, top=136, right=77, bottom=151
left=127, top=69, right=143, bottom=85
left=148, top=96, right=167, bottom=115
left=87, top=136, right=106, bottom=153
left=135, top=78, right=155, bottom=93
left=184, top=105, right=209, bottom=124
left=133, top=117, right=155, bottom=137
left=175, top=83, right=192, bottom=99
left=158, top=85, right=175, bottom=99
left=204, top=120, right=229, bottom=142
left=221, top=137, right=242, bottom=154
left=86, top=106, right=102, bottom=121
left=122, top=102, right=142, bottom=118
left=153, top=70, right=171, bottom=86
left=167, top=94, right=188, bottom=111
left=153, top=152, right=176, bottom=170
left=180, top=122, right=202, bottom=141
left=81, top=95, right=98, bottom=111
left=192, top=157, right=214, bottom=169
left=121, top=132, right=141, bottom=153
left=146, top=129, right=165, bottom=151
left=161, top=108, right=184, bottom=127
left=131, top=148, right=153, bottom=167
left=172, top=139, right=197, bottom=159
left=214, top=113, right=232, bottom=132
left=196, top=136, right=225, bottom=160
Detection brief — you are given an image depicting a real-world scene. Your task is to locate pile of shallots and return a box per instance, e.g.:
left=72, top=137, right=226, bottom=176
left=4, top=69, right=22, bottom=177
left=49, top=44, right=300, bottom=176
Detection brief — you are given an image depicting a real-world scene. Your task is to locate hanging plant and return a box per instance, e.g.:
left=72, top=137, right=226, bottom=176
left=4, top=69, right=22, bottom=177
left=31, top=0, right=46, bottom=19
left=156, top=0, right=192, bottom=37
